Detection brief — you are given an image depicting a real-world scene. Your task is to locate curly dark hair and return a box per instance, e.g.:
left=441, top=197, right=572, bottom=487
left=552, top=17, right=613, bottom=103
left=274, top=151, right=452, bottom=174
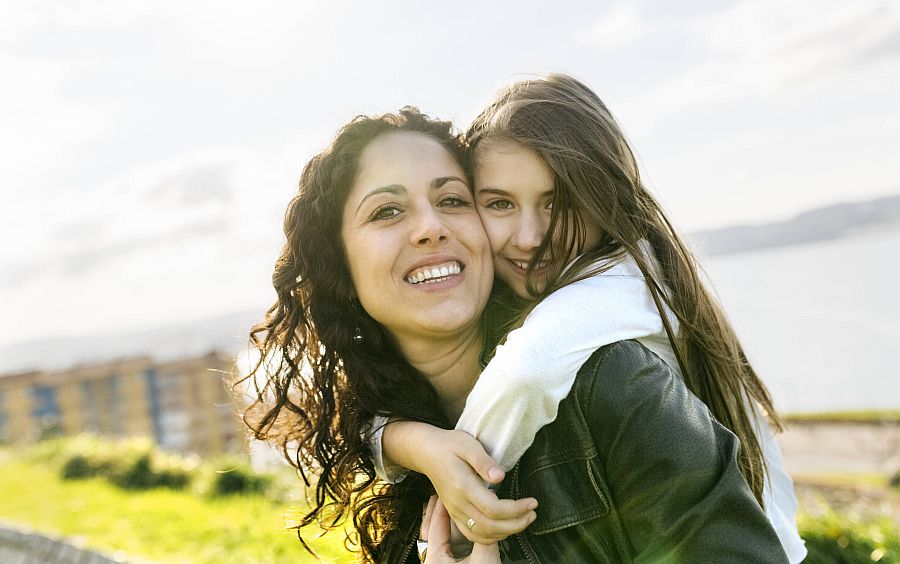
left=238, top=107, right=466, bottom=561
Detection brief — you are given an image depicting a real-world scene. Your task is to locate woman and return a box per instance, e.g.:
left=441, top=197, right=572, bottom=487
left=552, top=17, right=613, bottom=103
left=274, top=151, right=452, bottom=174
left=376, top=74, right=805, bottom=562
left=241, top=107, right=788, bottom=562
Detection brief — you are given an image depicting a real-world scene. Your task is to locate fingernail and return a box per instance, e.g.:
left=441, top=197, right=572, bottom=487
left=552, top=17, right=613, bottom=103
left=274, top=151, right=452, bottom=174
left=528, top=499, right=538, bottom=510
left=488, top=467, right=504, bottom=481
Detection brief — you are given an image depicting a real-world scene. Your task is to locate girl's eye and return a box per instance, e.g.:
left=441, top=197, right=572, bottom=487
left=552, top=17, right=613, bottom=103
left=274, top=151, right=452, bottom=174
left=370, top=205, right=401, bottom=221
left=545, top=199, right=554, bottom=211
left=439, top=195, right=472, bottom=208
left=487, top=199, right=514, bottom=210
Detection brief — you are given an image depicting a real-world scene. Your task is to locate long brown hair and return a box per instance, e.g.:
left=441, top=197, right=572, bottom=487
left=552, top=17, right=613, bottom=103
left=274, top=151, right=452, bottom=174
left=238, top=108, right=464, bottom=561
left=467, top=74, right=782, bottom=506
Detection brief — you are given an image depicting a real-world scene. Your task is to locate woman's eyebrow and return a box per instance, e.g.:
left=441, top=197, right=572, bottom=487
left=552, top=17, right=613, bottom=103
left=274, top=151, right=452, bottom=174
left=355, top=184, right=405, bottom=214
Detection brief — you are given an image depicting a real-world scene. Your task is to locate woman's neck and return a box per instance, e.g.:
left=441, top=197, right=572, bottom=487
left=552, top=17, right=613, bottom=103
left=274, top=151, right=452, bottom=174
left=395, top=325, right=484, bottom=423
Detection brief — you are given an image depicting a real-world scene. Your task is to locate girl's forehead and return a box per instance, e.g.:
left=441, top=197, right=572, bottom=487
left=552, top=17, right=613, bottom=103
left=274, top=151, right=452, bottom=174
left=473, top=140, right=553, bottom=194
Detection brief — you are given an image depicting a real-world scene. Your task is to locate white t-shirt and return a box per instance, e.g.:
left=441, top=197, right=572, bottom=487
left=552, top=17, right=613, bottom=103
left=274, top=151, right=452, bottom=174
left=371, top=250, right=806, bottom=563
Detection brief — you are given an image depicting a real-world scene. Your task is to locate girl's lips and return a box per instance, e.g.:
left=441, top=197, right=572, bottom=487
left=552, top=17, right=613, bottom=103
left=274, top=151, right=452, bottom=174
left=506, top=258, right=549, bottom=276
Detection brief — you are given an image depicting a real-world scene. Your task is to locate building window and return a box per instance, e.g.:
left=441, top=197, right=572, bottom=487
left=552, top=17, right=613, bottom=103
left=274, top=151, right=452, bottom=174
left=0, top=391, right=7, bottom=443
left=30, top=385, right=61, bottom=439
left=81, top=379, right=100, bottom=433
left=144, top=368, right=162, bottom=445
left=107, top=374, right=123, bottom=436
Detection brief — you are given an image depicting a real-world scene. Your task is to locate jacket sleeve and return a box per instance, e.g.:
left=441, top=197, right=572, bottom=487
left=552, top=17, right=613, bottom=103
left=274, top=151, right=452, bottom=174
left=581, top=341, right=789, bottom=563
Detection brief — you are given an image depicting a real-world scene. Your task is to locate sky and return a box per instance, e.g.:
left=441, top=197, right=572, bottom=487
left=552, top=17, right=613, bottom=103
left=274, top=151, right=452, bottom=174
left=1, top=0, right=899, bottom=346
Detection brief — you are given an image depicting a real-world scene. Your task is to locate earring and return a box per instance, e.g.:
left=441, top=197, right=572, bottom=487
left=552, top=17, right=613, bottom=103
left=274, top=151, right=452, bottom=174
left=349, top=296, right=364, bottom=344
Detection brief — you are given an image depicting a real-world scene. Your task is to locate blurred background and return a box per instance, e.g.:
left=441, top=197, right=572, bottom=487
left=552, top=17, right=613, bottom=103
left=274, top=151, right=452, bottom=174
left=0, top=0, right=898, bottom=562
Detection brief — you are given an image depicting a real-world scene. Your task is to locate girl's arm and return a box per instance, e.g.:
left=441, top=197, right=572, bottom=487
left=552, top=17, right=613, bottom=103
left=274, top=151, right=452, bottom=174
left=455, top=254, right=662, bottom=469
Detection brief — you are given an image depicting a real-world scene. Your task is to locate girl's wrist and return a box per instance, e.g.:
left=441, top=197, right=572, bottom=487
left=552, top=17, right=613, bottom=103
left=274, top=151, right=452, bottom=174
left=383, top=420, right=442, bottom=476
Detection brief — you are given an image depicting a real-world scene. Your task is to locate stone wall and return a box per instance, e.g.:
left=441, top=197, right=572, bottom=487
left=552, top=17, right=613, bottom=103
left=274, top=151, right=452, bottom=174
left=0, top=524, right=135, bottom=564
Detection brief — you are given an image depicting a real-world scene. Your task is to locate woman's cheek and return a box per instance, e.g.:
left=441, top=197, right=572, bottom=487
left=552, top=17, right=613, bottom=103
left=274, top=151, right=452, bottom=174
left=476, top=213, right=508, bottom=258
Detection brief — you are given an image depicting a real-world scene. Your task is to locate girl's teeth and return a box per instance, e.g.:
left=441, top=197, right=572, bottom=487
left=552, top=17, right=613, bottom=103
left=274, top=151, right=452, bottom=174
left=513, top=260, right=548, bottom=270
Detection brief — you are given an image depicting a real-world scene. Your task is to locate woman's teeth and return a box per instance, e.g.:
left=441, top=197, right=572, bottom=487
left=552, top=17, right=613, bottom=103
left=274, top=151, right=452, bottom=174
left=406, top=262, right=462, bottom=284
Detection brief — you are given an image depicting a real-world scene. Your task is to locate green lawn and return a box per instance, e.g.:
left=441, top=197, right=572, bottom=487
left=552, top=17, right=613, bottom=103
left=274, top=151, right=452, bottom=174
left=785, top=410, right=900, bottom=423
left=0, top=457, right=355, bottom=563
left=2, top=443, right=898, bottom=563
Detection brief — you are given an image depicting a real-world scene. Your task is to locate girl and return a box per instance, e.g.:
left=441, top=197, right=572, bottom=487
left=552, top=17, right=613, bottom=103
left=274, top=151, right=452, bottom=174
left=374, top=74, right=806, bottom=562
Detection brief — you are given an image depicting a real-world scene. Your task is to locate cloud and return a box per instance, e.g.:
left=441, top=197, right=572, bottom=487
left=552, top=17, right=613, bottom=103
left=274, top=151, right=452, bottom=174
left=2, top=152, right=252, bottom=288
left=695, top=0, right=900, bottom=89
left=142, top=162, right=235, bottom=206
left=576, top=4, right=649, bottom=50
left=603, top=0, right=900, bottom=135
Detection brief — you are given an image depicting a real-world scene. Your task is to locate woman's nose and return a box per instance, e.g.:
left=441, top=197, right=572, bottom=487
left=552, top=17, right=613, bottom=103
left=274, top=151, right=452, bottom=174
left=410, top=207, right=449, bottom=246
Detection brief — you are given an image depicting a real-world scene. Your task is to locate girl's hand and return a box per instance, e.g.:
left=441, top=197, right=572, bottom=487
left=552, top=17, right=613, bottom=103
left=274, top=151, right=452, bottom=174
left=386, top=422, right=537, bottom=544
left=424, top=498, right=500, bottom=564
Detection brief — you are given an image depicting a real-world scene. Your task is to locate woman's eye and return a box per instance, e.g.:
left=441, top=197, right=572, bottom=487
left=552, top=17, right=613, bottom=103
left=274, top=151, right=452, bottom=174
left=370, top=205, right=401, bottom=221
left=487, top=199, right=514, bottom=210
left=439, top=195, right=472, bottom=208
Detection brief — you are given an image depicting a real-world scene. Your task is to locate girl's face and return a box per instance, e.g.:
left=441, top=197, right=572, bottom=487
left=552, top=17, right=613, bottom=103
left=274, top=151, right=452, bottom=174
left=341, top=132, right=494, bottom=343
left=474, top=139, right=599, bottom=299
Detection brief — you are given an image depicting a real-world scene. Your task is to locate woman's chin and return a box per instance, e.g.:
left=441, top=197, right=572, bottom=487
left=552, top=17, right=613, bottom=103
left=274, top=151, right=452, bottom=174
left=405, top=305, right=482, bottom=337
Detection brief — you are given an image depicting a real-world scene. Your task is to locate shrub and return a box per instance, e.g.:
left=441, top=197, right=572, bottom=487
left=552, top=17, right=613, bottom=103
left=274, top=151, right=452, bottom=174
left=800, top=506, right=899, bottom=563
left=54, top=435, right=193, bottom=491
left=41, top=435, right=278, bottom=497
left=60, top=454, right=96, bottom=480
left=200, top=458, right=273, bottom=497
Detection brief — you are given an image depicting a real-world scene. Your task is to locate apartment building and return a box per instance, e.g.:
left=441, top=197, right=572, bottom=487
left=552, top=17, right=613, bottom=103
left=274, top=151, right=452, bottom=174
left=0, top=351, right=244, bottom=456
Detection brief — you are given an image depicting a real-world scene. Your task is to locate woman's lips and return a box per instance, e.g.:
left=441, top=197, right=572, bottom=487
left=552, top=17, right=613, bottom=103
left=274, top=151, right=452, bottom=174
left=405, top=260, right=463, bottom=284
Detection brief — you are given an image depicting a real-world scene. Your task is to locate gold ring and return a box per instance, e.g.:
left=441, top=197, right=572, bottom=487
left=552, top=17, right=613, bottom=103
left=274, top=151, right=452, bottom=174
left=465, top=517, right=476, bottom=530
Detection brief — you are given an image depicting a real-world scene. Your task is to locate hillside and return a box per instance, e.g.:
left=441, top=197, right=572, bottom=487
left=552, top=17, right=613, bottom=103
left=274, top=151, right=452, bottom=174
left=689, top=193, right=900, bottom=256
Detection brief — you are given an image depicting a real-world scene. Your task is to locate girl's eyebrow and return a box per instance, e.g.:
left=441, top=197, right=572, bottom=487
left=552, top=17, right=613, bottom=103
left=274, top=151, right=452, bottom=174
left=433, top=176, right=469, bottom=190
left=477, top=187, right=554, bottom=198
left=476, top=187, right=510, bottom=196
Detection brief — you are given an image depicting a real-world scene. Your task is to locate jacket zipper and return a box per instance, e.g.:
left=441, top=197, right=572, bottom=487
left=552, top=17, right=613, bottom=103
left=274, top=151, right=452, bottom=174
left=512, top=464, right=538, bottom=564
left=398, top=536, right=416, bottom=563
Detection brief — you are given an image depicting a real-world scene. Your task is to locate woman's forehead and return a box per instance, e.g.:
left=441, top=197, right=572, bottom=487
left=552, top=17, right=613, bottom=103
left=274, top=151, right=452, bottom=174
left=358, top=132, right=462, bottom=181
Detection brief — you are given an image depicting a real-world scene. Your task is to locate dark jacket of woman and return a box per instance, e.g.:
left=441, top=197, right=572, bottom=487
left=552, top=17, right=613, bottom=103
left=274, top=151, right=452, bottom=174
left=386, top=340, right=789, bottom=563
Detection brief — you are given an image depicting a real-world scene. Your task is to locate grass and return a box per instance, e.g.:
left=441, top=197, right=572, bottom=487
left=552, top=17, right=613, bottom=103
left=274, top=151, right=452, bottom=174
left=793, top=472, right=893, bottom=489
left=0, top=455, right=356, bottom=563
left=799, top=496, right=899, bottom=563
left=786, top=410, right=900, bottom=423
left=3, top=437, right=898, bottom=563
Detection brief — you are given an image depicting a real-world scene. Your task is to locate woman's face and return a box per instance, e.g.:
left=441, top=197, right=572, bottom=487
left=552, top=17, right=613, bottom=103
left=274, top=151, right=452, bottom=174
left=474, top=139, right=599, bottom=299
left=341, top=132, right=493, bottom=342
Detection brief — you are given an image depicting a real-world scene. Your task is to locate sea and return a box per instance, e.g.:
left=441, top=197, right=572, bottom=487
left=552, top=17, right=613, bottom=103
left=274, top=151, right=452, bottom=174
left=700, top=227, right=900, bottom=414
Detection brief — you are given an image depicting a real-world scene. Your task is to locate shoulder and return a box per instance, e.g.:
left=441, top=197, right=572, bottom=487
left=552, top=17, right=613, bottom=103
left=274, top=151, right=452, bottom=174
left=576, top=340, right=670, bottom=393
left=572, top=340, right=703, bottom=426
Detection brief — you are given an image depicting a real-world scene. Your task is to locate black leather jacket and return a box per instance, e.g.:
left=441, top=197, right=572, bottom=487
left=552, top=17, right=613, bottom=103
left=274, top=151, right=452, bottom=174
left=495, top=340, right=789, bottom=563
left=390, top=341, right=789, bottom=563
